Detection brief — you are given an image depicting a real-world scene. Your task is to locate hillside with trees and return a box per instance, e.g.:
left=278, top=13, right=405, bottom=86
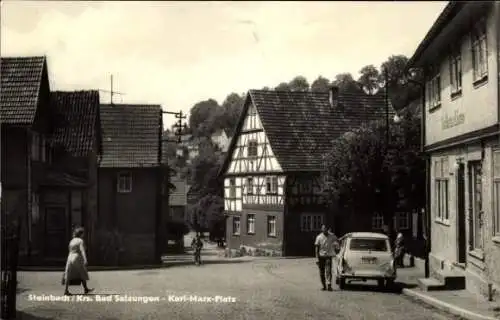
left=169, top=54, right=423, bottom=238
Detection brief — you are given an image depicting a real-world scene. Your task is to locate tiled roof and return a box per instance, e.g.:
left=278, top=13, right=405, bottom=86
left=99, top=104, right=161, bottom=168
left=0, top=56, right=46, bottom=124
left=222, top=89, right=394, bottom=173
left=169, top=177, right=187, bottom=206
left=50, top=91, right=100, bottom=157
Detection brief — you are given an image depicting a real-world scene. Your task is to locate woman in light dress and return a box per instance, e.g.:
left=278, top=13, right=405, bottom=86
left=63, top=227, right=93, bottom=295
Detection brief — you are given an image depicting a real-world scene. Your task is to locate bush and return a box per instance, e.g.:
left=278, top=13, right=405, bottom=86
left=166, top=221, right=190, bottom=239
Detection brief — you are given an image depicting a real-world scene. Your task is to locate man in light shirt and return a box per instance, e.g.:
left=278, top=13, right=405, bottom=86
left=315, top=225, right=338, bottom=291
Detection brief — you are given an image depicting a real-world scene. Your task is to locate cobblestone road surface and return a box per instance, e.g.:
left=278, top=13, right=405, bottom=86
left=16, top=258, right=460, bottom=320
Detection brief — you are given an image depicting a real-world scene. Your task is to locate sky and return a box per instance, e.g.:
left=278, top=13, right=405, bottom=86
left=1, top=1, right=448, bottom=128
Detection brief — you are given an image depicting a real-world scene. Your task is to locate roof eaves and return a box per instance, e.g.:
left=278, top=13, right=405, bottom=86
left=406, top=1, right=462, bottom=70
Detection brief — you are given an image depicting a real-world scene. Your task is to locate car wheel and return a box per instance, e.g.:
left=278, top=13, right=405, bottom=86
left=377, top=279, right=385, bottom=288
left=386, top=279, right=395, bottom=289
left=338, top=277, right=346, bottom=290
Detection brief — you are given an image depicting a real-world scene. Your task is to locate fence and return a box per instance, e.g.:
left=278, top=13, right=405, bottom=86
left=1, top=221, right=21, bottom=320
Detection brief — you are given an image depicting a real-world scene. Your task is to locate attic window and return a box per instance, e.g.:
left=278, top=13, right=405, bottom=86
left=117, top=172, right=132, bottom=193
left=248, top=140, right=258, bottom=157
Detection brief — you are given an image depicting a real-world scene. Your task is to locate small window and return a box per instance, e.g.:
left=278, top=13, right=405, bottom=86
left=300, top=214, right=323, bottom=232
left=471, top=19, right=488, bottom=82
left=372, top=212, right=384, bottom=230
left=248, top=140, right=258, bottom=157
left=233, top=217, right=241, bottom=235
left=349, top=238, right=388, bottom=252
left=266, top=176, right=278, bottom=194
left=229, top=178, right=236, bottom=198
left=247, top=214, right=255, bottom=234
left=267, top=216, right=276, bottom=237
left=247, top=177, right=254, bottom=195
left=449, top=47, right=462, bottom=95
left=117, top=172, right=132, bottom=193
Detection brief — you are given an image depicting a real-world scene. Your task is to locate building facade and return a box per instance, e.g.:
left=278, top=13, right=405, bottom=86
left=220, top=88, right=393, bottom=256
left=1, top=56, right=52, bottom=263
left=98, top=104, right=164, bottom=265
left=407, top=1, right=500, bottom=300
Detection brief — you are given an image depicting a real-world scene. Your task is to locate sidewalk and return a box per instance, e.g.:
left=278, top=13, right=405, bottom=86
left=398, top=256, right=500, bottom=320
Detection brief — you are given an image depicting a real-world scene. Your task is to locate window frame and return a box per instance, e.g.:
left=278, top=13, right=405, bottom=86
left=434, top=158, right=450, bottom=224
left=246, top=214, right=256, bottom=235
left=247, top=140, right=258, bottom=157
left=300, top=213, right=323, bottom=232
left=229, top=178, right=236, bottom=198
left=246, top=177, right=254, bottom=195
left=117, top=172, right=133, bottom=193
left=449, top=46, right=462, bottom=96
left=426, top=70, right=441, bottom=111
left=372, top=212, right=385, bottom=230
left=232, top=216, right=241, bottom=236
left=471, top=19, right=488, bottom=83
left=267, top=215, right=276, bottom=237
left=266, top=176, right=278, bottom=194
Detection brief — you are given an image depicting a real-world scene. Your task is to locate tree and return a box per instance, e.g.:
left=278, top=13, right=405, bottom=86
left=288, top=76, right=310, bottom=92
left=311, top=76, right=331, bottom=92
left=358, top=65, right=381, bottom=95
left=188, top=194, right=225, bottom=233
left=323, top=110, right=425, bottom=233
left=188, top=99, right=220, bottom=136
left=275, top=82, right=291, bottom=91
left=380, top=55, right=422, bottom=109
left=221, top=92, right=245, bottom=136
left=332, top=73, right=363, bottom=93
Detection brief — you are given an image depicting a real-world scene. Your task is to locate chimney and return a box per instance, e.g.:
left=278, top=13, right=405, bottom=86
left=329, top=86, right=339, bottom=108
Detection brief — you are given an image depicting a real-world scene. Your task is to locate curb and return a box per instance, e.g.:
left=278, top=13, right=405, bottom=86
left=402, top=288, right=498, bottom=320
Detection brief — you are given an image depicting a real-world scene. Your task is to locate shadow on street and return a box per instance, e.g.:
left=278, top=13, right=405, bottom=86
left=162, top=259, right=250, bottom=268
left=340, top=281, right=418, bottom=294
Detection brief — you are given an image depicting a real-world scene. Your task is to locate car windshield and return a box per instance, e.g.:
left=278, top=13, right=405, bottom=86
left=349, top=238, right=387, bottom=252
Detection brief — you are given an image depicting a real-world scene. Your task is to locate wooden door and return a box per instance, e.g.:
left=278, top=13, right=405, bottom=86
left=456, top=163, right=466, bottom=263
left=44, top=206, right=69, bottom=258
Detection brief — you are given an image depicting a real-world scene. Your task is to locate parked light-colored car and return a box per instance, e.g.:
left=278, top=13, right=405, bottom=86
left=335, top=232, right=396, bottom=289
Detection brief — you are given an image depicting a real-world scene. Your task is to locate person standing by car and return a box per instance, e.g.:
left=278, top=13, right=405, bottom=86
left=315, top=225, right=338, bottom=291
left=394, top=232, right=405, bottom=267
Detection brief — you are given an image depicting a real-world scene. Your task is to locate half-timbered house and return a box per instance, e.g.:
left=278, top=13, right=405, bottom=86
left=220, top=87, right=392, bottom=256
left=98, top=104, right=164, bottom=265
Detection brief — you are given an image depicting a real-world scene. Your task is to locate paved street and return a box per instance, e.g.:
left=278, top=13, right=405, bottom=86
left=16, top=257, right=460, bottom=320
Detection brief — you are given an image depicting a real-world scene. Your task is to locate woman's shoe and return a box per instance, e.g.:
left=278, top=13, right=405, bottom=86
left=84, top=288, right=94, bottom=294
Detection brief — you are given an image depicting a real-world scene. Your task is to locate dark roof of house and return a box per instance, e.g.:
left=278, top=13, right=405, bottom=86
left=50, top=91, right=101, bottom=157
left=221, top=89, right=394, bottom=174
left=99, top=104, right=161, bottom=168
left=0, top=56, right=47, bottom=124
left=169, top=177, right=187, bottom=206
left=40, top=171, right=88, bottom=187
